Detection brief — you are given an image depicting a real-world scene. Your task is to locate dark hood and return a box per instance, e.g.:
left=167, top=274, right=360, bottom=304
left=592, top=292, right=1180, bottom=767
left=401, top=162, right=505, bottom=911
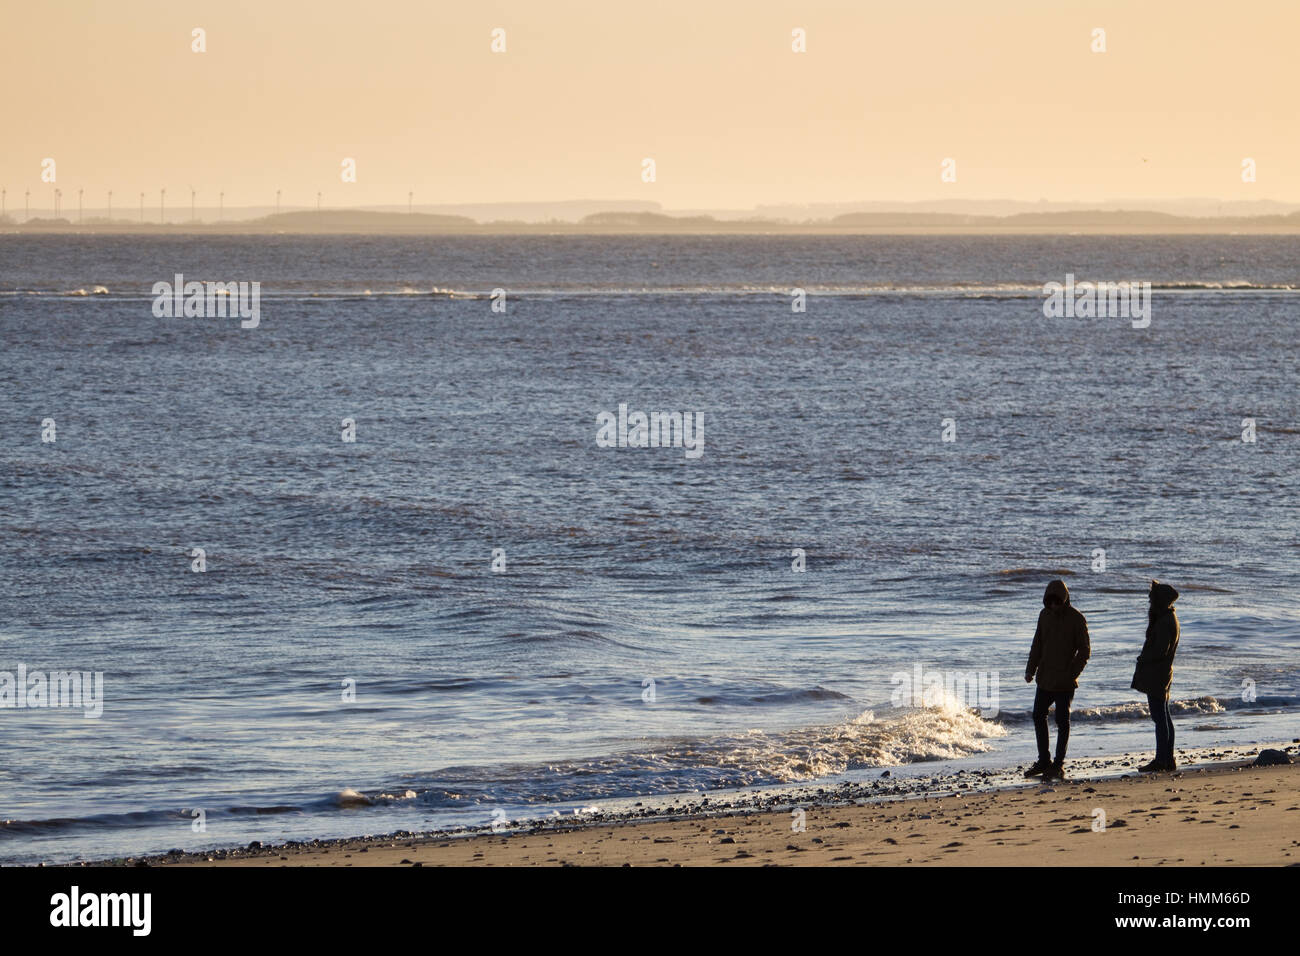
left=1150, top=580, right=1179, bottom=608
left=1043, top=579, right=1070, bottom=607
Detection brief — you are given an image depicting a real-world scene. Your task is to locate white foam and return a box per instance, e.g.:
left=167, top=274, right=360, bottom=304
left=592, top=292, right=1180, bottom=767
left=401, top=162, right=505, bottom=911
left=709, top=698, right=1007, bottom=783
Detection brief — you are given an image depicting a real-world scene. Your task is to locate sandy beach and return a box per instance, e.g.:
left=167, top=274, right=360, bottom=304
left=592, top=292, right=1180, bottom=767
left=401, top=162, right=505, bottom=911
left=137, top=756, right=1298, bottom=868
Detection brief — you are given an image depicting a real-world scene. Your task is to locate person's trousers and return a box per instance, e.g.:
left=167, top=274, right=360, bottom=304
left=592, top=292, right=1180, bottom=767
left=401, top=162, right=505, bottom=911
left=1032, top=686, right=1075, bottom=764
left=1147, top=691, right=1175, bottom=764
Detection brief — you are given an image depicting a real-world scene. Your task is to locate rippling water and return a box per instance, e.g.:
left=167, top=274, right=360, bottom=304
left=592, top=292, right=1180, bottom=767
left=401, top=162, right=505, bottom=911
left=1, top=234, right=1297, bottom=863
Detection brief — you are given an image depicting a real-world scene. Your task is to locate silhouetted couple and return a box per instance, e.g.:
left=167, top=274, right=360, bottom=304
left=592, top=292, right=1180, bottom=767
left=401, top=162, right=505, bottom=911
left=1023, top=579, right=1180, bottom=780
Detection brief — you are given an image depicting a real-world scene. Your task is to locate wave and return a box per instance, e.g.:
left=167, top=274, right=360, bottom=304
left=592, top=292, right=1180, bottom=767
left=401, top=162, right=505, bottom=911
left=995, top=694, right=1299, bottom=726
left=358, top=693, right=1006, bottom=793
left=0, top=698, right=1003, bottom=844
left=695, top=686, right=852, bottom=707
left=3, top=280, right=1298, bottom=300
left=995, top=567, right=1078, bottom=579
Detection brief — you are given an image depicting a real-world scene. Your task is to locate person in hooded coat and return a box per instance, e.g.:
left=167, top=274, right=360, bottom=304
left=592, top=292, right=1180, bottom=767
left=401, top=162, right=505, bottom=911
left=1132, top=580, right=1180, bottom=772
left=1024, top=579, right=1090, bottom=779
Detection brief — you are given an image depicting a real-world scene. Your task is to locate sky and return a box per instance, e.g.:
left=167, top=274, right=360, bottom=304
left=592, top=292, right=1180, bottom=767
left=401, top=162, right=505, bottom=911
left=2, top=0, right=1297, bottom=211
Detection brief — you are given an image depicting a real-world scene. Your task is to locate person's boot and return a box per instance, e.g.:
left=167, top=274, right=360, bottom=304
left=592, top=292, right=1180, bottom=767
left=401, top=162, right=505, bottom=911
left=1137, top=759, right=1163, bottom=772
left=1163, top=756, right=1177, bottom=771
left=1024, top=759, right=1051, bottom=778
left=1050, top=759, right=1066, bottom=780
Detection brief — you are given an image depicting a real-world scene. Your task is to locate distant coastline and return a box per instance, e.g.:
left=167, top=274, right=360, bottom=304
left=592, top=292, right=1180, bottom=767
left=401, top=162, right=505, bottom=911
left=6, top=203, right=1300, bottom=235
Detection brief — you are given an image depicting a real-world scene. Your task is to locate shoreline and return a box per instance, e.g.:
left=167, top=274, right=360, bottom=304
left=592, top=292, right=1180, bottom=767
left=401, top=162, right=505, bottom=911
left=65, top=742, right=1298, bottom=868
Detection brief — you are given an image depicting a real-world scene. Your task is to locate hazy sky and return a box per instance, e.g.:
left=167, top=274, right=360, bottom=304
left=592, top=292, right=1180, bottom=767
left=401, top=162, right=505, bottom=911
left=3, top=0, right=1297, bottom=209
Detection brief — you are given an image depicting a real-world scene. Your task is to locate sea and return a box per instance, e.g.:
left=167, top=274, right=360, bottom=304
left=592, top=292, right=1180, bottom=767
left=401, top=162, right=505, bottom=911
left=1, top=233, right=1297, bottom=864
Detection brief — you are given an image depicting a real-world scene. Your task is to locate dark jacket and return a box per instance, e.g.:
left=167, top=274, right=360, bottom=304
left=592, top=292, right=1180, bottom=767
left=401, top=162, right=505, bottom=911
left=1026, top=580, right=1091, bottom=691
left=1132, top=581, right=1180, bottom=697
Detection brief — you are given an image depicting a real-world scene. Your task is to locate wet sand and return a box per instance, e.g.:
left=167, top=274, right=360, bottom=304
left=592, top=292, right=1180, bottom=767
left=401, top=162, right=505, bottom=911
left=144, top=757, right=1299, bottom=868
